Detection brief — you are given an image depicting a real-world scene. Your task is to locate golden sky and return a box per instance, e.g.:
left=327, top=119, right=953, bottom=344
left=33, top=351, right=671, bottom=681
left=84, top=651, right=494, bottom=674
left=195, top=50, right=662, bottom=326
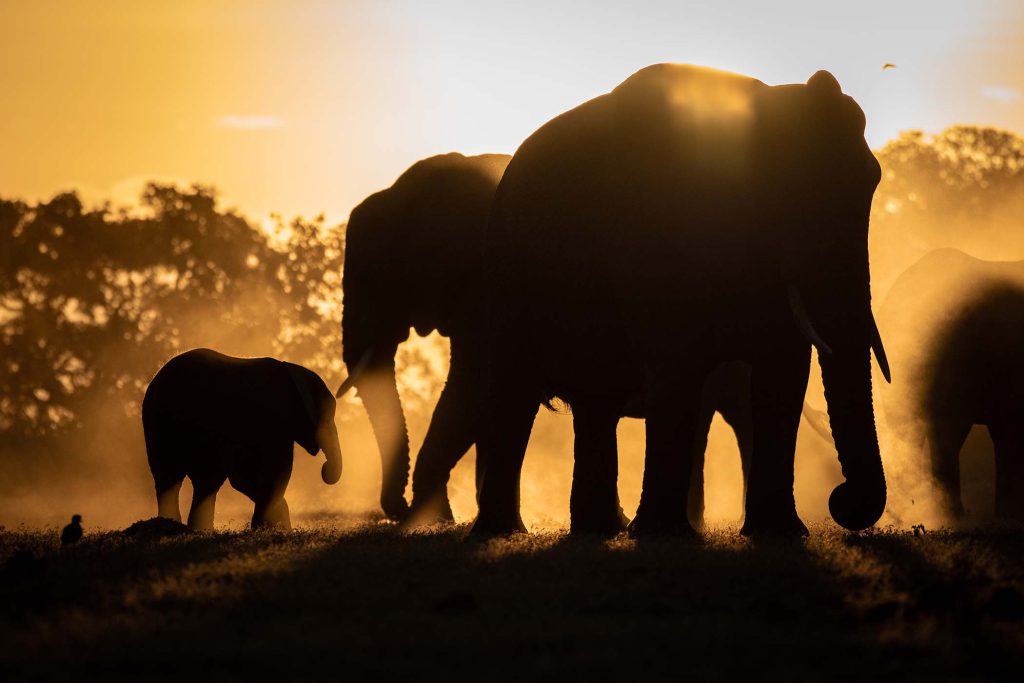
left=2, top=0, right=1022, bottom=222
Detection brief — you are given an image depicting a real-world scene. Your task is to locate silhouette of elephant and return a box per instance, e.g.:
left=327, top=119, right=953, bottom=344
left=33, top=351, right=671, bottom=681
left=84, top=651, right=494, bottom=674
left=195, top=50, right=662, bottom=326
left=876, top=249, right=1024, bottom=521
left=336, top=153, right=510, bottom=522
left=472, top=64, right=890, bottom=537
left=337, top=152, right=757, bottom=529
left=143, top=348, right=342, bottom=530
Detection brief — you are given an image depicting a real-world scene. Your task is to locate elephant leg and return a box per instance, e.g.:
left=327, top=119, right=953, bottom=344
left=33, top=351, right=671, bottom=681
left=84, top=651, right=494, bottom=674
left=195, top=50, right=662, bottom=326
left=468, top=357, right=539, bottom=536
left=409, top=341, right=481, bottom=525
left=156, top=479, right=183, bottom=522
left=188, top=477, right=223, bottom=530
left=687, top=402, right=716, bottom=531
left=570, top=403, right=628, bottom=536
left=718, top=399, right=753, bottom=526
left=927, top=418, right=970, bottom=518
left=254, top=497, right=292, bottom=530
left=238, top=442, right=294, bottom=530
left=145, top=421, right=185, bottom=522
left=989, top=417, right=1024, bottom=521
left=628, top=362, right=706, bottom=538
left=741, top=344, right=811, bottom=537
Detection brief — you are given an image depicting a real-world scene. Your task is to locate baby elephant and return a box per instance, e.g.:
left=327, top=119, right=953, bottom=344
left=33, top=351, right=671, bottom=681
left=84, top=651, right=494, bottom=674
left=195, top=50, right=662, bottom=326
left=143, top=348, right=343, bottom=530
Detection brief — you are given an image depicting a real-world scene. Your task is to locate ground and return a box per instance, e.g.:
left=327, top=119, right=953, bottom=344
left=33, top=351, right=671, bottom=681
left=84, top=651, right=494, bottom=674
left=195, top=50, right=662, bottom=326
left=1, top=518, right=1022, bottom=681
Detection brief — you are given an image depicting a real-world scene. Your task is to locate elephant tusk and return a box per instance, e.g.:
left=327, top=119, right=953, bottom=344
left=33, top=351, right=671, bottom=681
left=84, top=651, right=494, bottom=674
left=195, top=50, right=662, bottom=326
left=801, top=401, right=835, bottom=446
left=336, top=350, right=373, bottom=398
left=869, top=313, right=891, bottom=384
left=787, top=284, right=833, bottom=356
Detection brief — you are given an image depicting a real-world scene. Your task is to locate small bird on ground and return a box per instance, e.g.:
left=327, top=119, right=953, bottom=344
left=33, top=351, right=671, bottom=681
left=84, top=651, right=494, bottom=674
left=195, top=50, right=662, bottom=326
left=61, top=514, right=83, bottom=546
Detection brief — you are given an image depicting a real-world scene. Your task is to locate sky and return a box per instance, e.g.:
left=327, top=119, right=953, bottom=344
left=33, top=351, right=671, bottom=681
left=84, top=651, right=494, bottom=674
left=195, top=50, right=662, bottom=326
left=2, top=0, right=1023, bottom=223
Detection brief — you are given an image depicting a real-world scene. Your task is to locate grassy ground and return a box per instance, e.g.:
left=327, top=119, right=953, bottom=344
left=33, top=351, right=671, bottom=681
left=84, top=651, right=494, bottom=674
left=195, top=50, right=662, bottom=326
left=1, top=517, right=1022, bottom=681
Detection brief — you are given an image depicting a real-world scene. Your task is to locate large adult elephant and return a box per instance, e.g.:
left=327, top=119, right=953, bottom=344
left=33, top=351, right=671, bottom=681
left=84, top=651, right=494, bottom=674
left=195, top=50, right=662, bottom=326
left=338, top=153, right=510, bottom=521
left=876, top=249, right=1024, bottom=520
left=472, top=64, right=890, bottom=537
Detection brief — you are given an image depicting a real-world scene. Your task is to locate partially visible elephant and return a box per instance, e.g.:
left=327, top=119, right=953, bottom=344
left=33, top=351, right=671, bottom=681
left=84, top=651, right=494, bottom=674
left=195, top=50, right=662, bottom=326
left=143, top=348, right=342, bottom=530
left=876, top=249, right=1024, bottom=520
left=473, top=64, right=889, bottom=538
left=337, top=153, right=510, bottom=522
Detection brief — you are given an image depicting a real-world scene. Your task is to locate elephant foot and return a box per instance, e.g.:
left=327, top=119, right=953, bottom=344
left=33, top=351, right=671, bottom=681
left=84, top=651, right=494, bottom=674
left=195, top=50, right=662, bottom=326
left=570, top=506, right=630, bottom=538
left=626, top=512, right=698, bottom=540
left=381, top=494, right=411, bottom=523
left=740, top=510, right=809, bottom=538
left=467, top=511, right=528, bottom=538
left=404, top=494, right=456, bottom=529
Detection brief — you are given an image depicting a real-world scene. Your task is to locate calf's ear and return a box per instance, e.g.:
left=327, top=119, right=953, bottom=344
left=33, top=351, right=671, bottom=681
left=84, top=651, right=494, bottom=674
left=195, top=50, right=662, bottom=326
left=283, top=362, right=322, bottom=454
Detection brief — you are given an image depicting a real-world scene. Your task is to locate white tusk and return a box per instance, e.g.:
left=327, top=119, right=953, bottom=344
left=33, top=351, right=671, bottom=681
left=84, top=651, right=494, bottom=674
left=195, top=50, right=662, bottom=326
left=869, top=314, right=891, bottom=383
left=787, top=284, right=833, bottom=356
left=335, top=350, right=373, bottom=398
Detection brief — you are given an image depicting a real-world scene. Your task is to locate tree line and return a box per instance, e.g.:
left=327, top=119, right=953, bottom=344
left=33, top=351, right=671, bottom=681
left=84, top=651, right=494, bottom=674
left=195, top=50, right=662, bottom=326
left=0, top=125, right=1021, bottom=479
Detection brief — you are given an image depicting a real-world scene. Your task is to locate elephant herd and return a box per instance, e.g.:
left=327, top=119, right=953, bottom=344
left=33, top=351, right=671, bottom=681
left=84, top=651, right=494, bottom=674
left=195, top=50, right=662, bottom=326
left=145, top=63, right=1024, bottom=535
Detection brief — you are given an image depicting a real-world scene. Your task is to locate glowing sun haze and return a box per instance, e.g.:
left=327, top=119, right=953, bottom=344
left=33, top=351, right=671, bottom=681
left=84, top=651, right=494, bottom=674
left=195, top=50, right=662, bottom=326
left=2, top=0, right=1022, bottom=223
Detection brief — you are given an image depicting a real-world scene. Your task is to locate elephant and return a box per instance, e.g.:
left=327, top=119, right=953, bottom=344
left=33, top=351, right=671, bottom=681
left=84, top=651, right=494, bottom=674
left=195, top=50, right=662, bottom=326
left=471, top=64, right=890, bottom=538
left=337, top=151, right=757, bottom=530
left=143, top=348, right=342, bottom=530
left=337, top=153, right=511, bottom=522
left=874, top=249, right=1024, bottom=521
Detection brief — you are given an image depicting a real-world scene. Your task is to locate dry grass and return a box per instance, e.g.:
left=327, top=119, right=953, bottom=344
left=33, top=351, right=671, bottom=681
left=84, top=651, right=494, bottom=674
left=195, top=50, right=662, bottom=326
left=1, top=517, right=1022, bottom=681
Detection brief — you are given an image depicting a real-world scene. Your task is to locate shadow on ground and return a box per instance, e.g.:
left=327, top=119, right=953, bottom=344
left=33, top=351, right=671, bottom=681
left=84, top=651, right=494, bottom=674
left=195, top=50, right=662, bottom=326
left=0, top=517, right=1021, bottom=680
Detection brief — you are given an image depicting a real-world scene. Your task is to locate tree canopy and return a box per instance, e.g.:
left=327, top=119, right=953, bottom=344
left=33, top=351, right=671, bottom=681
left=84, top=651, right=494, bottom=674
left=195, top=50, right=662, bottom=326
left=0, top=185, right=344, bottom=457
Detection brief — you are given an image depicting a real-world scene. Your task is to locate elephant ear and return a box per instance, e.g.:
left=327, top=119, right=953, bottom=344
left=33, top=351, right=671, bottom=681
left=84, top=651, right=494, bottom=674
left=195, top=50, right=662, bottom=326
left=283, top=362, right=322, bottom=455
left=807, top=70, right=842, bottom=96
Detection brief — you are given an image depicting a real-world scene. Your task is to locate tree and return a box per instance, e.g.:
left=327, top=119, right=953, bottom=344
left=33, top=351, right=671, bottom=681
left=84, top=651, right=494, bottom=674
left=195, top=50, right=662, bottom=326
left=870, top=125, right=1024, bottom=297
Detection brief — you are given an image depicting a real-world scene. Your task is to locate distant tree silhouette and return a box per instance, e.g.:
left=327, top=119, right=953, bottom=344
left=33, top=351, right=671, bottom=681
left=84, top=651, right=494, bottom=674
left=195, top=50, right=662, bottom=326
left=0, top=184, right=344, bottom=485
left=870, top=125, right=1024, bottom=295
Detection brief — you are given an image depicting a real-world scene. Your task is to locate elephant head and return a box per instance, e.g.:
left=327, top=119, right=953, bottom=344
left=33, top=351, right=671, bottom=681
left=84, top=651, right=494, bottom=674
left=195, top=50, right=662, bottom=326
left=284, top=363, right=342, bottom=485
left=337, top=153, right=511, bottom=521
left=757, top=70, right=888, bottom=530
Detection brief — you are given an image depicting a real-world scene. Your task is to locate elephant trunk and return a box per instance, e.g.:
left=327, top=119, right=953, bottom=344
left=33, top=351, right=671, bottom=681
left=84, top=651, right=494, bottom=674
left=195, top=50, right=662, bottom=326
left=819, top=341, right=887, bottom=530
left=318, top=418, right=343, bottom=485
left=354, top=353, right=411, bottom=521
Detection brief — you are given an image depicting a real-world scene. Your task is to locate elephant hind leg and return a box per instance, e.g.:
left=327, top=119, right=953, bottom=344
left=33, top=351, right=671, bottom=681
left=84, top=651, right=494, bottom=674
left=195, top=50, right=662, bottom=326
left=687, top=402, right=717, bottom=532
left=468, top=369, right=539, bottom=537
left=629, top=362, right=708, bottom=539
left=989, top=418, right=1024, bottom=521
left=570, top=403, right=628, bottom=536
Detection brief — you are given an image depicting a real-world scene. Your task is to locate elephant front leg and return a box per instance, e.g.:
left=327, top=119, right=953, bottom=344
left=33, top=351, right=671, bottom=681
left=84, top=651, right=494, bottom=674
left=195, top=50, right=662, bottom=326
left=156, top=479, right=183, bottom=522
left=928, top=419, right=970, bottom=519
left=628, top=363, right=705, bottom=538
left=741, top=344, right=811, bottom=537
left=253, top=498, right=291, bottom=530
left=408, top=340, right=481, bottom=526
left=570, top=404, right=629, bottom=536
left=187, top=477, right=224, bottom=530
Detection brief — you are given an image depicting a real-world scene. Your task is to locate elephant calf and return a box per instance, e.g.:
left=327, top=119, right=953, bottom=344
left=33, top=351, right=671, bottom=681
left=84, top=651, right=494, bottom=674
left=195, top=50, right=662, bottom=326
left=143, top=348, right=343, bottom=530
